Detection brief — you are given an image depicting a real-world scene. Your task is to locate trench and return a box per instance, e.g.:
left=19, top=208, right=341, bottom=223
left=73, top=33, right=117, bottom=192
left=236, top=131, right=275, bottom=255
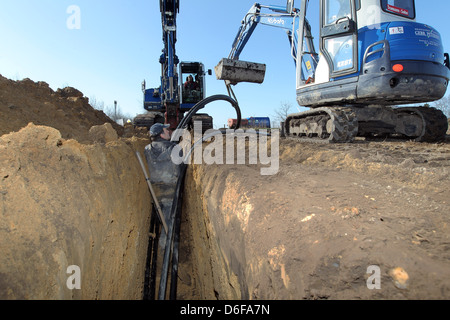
left=4, top=123, right=450, bottom=300
left=0, top=78, right=252, bottom=300
left=145, top=162, right=250, bottom=300
left=141, top=94, right=247, bottom=300
left=150, top=128, right=280, bottom=300
left=3, top=74, right=450, bottom=300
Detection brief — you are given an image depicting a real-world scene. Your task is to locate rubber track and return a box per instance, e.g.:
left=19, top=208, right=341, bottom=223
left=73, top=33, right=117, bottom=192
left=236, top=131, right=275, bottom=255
left=134, top=112, right=164, bottom=129
left=395, top=107, right=448, bottom=142
left=285, top=107, right=358, bottom=143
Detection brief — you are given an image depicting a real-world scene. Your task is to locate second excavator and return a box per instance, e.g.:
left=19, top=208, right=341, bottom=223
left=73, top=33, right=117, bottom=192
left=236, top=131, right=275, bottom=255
left=216, top=0, right=449, bottom=142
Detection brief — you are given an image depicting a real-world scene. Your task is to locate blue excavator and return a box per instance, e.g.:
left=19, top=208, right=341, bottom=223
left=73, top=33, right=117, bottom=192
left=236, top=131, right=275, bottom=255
left=135, top=0, right=213, bottom=132
left=216, top=0, right=449, bottom=142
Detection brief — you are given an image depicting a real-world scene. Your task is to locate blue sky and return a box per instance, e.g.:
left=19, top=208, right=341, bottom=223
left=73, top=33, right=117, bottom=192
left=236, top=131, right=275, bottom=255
left=0, top=1, right=449, bottom=129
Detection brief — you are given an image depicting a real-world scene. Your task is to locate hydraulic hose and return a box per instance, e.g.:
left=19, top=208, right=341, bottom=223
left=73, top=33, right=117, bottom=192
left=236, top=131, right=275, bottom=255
left=172, top=94, right=242, bottom=140
left=158, top=94, right=241, bottom=300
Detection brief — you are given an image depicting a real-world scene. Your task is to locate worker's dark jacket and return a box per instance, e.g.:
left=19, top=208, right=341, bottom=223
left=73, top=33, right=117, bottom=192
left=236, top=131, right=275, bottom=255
left=144, top=137, right=182, bottom=185
left=144, top=137, right=183, bottom=247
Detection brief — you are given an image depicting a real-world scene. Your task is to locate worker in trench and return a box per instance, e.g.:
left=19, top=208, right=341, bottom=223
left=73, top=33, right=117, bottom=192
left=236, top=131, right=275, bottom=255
left=144, top=123, right=183, bottom=248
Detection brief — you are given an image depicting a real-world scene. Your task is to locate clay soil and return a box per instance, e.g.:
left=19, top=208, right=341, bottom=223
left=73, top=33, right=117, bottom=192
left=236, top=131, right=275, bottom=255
left=177, top=131, right=450, bottom=300
left=0, top=74, right=151, bottom=299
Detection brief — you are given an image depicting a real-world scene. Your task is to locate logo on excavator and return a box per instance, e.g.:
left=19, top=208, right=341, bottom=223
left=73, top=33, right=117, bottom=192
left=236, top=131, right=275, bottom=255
left=414, top=29, right=440, bottom=40
left=268, top=18, right=285, bottom=25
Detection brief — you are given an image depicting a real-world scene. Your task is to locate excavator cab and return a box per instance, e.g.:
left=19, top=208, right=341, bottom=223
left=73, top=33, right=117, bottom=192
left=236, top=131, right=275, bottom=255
left=180, top=62, right=207, bottom=108
left=297, top=0, right=449, bottom=107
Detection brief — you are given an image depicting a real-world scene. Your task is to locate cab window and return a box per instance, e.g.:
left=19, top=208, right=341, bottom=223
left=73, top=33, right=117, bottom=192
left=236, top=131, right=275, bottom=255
left=325, top=0, right=352, bottom=25
left=381, top=0, right=415, bottom=19
left=182, top=73, right=202, bottom=104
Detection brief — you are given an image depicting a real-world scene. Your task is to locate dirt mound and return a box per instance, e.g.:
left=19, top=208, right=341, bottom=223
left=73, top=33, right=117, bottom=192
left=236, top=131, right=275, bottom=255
left=0, top=74, right=151, bottom=299
left=0, top=74, right=123, bottom=142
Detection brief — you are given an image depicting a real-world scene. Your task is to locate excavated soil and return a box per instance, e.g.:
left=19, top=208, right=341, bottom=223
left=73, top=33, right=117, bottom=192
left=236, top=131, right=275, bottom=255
left=177, top=132, right=450, bottom=300
left=1, top=73, right=450, bottom=300
left=0, top=75, right=151, bottom=299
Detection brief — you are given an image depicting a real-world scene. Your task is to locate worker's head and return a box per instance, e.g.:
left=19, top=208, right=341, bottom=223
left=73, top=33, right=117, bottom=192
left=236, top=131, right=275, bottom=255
left=150, top=123, right=171, bottom=140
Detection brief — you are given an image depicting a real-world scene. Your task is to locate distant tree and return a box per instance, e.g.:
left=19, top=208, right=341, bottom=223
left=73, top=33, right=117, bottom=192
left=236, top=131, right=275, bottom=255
left=103, top=103, right=132, bottom=122
left=272, top=101, right=294, bottom=127
left=433, top=95, right=450, bottom=118
left=89, top=96, right=105, bottom=111
left=89, top=96, right=132, bottom=122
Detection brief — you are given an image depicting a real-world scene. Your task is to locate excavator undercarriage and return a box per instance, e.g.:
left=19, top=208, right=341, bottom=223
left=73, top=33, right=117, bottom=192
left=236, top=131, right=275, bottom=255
left=284, top=105, right=448, bottom=143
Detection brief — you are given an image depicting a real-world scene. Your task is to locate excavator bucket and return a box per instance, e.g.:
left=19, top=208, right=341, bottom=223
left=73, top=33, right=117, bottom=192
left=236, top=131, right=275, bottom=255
left=215, top=58, right=266, bottom=85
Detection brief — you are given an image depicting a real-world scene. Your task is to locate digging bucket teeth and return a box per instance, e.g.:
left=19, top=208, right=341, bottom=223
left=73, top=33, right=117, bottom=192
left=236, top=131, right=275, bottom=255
left=215, top=58, right=266, bottom=85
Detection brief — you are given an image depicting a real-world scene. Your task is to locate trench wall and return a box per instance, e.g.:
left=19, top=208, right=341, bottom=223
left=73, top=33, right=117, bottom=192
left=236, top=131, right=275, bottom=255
left=0, top=124, right=151, bottom=299
left=181, top=139, right=450, bottom=300
left=183, top=163, right=278, bottom=300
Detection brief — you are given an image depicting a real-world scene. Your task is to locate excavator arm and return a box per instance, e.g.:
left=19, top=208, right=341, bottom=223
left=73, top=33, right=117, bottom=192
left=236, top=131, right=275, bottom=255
left=160, top=0, right=180, bottom=104
left=215, top=0, right=318, bottom=88
left=228, top=2, right=299, bottom=62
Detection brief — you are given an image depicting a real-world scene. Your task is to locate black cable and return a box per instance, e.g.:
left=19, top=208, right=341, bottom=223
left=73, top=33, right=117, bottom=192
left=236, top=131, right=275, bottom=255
left=174, top=94, right=242, bottom=135
left=143, top=205, right=156, bottom=300
left=157, top=95, right=242, bottom=299
left=149, top=220, right=160, bottom=300
left=143, top=203, right=160, bottom=300
left=169, top=164, right=187, bottom=300
left=158, top=163, right=187, bottom=300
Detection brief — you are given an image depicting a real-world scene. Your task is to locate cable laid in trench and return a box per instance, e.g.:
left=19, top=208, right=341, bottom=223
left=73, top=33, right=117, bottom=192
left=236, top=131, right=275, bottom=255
left=169, top=164, right=186, bottom=300
left=143, top=204, right=160, bottom=300
left=158, top=163, right=187, bottom=300
left=144, top=94, right=241, bottom=300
